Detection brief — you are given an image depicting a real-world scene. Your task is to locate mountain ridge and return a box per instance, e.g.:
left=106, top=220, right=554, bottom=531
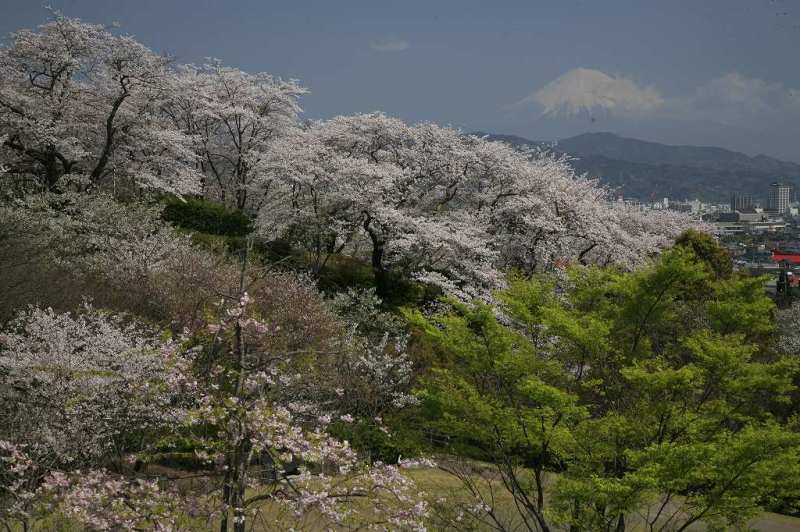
left=473, top=131, right=800, bottom=201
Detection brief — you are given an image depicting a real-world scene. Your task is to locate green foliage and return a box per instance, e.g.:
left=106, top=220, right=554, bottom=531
left=316, top=254, right=377, bottom=292
left=328, top=417, right=421, bottom=464
left=162, top=196, right=253, bottom=237
left=707, top=275, right=775, bottom=342
left=405, top=301, right=587, bottom=528
left=317, top=255, right=440, bottom=307
left=674, top=229, right=733, bottom=279
left=411, top=246, right=800, bottom=531
left=624, top=424, right=800, bottom=530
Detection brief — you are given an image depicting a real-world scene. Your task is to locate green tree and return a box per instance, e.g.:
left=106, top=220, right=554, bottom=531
left=673, top=229, right=733, bottom=280
left=405, top=301, right=585, bottom=532
left=411, top=247, right=800, bottom=532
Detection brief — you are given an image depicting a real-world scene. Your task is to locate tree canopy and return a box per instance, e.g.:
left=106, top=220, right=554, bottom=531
left=408, top=246, right=800, bottom=531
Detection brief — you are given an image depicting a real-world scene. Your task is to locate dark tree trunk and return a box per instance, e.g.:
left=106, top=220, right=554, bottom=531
left=236, top=188, right=247, bottom=210
left=219, top=465, right=232, bottom=532
left=43, top=147, right=60, bottom=190
left=90, top=84, right=129, bottom=185
left=363, top=213, right=391, bottom=298
left=370, top=234, right=390, bottom=298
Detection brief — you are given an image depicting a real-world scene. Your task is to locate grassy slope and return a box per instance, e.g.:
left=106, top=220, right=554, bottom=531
left=408, top=468, right=800, bottom=532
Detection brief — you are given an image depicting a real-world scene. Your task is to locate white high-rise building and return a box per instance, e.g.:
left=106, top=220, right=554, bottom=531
left=768, top=182, right=791, bottom=214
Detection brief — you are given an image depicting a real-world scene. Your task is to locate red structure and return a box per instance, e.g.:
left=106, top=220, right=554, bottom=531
left=771, top=249, right=800, bottom=264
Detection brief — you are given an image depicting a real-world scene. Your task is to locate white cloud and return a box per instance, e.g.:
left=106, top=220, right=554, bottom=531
left=677, top=72, right=800, bottom=126
left=520, top=69, right=800, bottom=129
left=370, top=38, right=410, bottom=52
left=521, top=68, right=664, bottom=117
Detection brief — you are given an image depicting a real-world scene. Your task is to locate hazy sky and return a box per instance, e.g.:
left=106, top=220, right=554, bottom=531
left=1, top=0, right=799, bottom=161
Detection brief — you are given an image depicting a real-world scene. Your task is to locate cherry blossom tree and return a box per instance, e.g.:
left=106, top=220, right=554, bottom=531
left=0, top=12, right=201, bottom=194
left=0, top=304, right=191, bottom=530
left=318, top=288, right=417, bottom=418
left=0, top=269, right=428, bottom=531
left=0, top=306, right=184, bottom=471
left=162, top=62, right=307, bottom=208
left=254, top=113, right=702, bottom=299
left=0, top=12, right=702, bottom=301
left=254, top=114, right=501, bottom=298
left=600, top=203, right=711, bottom=269
left=177, top=244, right=428, bottom=531
left=42, top=469, right=199, bottom=531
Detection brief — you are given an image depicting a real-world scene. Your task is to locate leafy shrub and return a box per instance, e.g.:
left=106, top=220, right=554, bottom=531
left=162, top=197, right=253, bottom=237
left=316, top=255, right=440, bottom=307
left=328, top=418, right=421, bottom=464
left=674, top=228, right=733, bottom=279
left=316, top=254, right=375, bottom=292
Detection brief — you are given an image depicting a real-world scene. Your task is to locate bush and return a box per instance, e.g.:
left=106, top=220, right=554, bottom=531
left=162, top=196, right=253, bottom=237
left=316, top=254, right=376, bottom=293
left=316, top=255, right=441, bottom=307
left=328, top=418, right=421, bottom=464
left=674, top=228, right=733, bottom=279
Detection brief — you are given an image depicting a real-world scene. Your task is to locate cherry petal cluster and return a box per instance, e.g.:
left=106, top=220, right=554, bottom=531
left=42, top=470, right=194, bottom=531
left=0, top=12, right=202, bottom=194
left=253, top=113, right=703, bottom=300
left=0, top=306, right=184, bottom=469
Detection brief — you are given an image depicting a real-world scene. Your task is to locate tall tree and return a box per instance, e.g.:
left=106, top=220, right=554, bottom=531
left=255, top=113, right=701, bottom=299
left=163, top=62, right=307, bottom=208
left=0, top=12, right=201, bottom=193
left=410, top=244, right=800, bottom=531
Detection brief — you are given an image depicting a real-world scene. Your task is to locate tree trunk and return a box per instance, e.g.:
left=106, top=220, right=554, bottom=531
left=363, top=215, right=390, bottom=298
left=236, top=188, right=247, bottom=210
left=219, top=465, right=232, bottom=532
left=614, top=513, right=625, bottom=532
left=371, top=240, right=391, bottom=299
left=232, top=459, right=248, bottom=532
left=43, top=147, right=61, bottom=190
left=90, top=88, right=128, bottom=185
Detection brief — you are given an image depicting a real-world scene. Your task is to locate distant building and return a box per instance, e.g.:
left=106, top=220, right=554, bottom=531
left=666, top=199, right=705, bottom=214
left=669, top=202, right=693, bottom=213
left=737, top=210, right=769, bottom=223
left=730, top=193, right=753, bottom=212
left=709, top=210, right=785, bottom=236
left=768, top=182, right=791, bottom=214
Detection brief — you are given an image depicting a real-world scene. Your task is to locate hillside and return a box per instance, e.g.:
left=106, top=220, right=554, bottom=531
left=477, top=131, right=800, bottom=201
left=3, top=12, right=800, bottom=531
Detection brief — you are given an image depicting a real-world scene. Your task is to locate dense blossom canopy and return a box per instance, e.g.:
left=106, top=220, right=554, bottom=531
left=0, top=14, right=703, bottom=300
left=0, top=12, right=202, bottom=193
left=255, top=113, right=703, bottom=298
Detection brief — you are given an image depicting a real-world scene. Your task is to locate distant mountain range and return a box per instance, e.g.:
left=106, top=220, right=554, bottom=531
left=475, top=131, right=800, bottom=202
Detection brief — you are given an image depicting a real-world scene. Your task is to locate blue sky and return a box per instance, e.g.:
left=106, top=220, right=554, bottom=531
left=1, top=0, right=799, bottom=160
